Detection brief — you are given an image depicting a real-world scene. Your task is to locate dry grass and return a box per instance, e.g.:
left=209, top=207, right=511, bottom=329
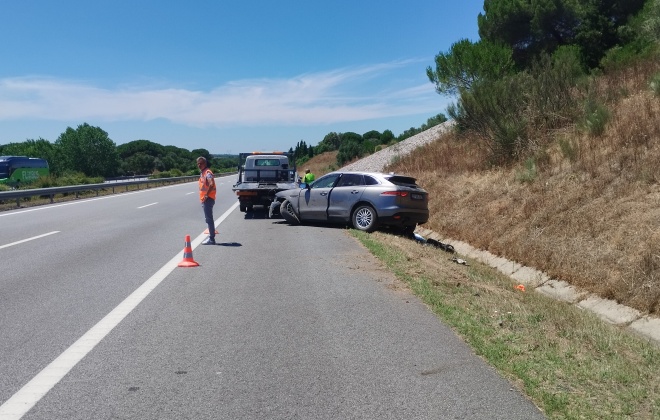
left=385, top=58, right=660, bottom=315
left=299, top=151, right=339, bottom=178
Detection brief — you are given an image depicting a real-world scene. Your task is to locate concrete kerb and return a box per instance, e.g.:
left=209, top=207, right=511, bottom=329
left=630, top=317, right=660, bottom=344
left=511, top=266, right=550, bottom=288
left=536, top=280, right=584, bottom=303
left=577, top=295, right=642, bottom=325
left=413, top=228, right=660, bottom=347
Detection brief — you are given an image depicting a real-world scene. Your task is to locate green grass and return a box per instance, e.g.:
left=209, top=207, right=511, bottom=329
left=352, top=230, right=660, bottom=419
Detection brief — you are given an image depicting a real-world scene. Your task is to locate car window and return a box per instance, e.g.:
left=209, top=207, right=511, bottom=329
left=336, top=174, right=364, bottom=187
left=312, top=174, right=340, bottom=189
left=255, top=159, right=281, bottom=166
left=364, top=175, right=379, bottom=185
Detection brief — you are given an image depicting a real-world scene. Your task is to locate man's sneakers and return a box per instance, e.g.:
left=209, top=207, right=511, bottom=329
left=201, top=237, right=216, bottom=245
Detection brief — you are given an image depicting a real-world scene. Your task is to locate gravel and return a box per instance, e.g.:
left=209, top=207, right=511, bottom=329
left=339, top=120, right=455, bottom=173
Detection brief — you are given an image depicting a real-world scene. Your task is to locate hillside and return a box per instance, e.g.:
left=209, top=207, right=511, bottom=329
left=303, top=63, right=660, bottom=316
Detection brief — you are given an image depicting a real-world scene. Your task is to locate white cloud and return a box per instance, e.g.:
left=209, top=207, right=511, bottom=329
left=0, top=62, right=444, bottom=128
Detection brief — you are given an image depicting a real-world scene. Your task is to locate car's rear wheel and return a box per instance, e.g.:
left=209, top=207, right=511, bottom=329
left=280, top=199, right=300, bottom=225
left=352, top=205, right=377, bottom=232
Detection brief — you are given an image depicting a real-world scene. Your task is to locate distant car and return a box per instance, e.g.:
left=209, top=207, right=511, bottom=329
left=271, top=171, right=429, bottom=235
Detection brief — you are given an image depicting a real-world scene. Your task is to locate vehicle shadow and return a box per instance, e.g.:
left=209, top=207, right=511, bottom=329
left=273, top=218, right=411, bottom=237
left=242, top=208, right=270, bottom=220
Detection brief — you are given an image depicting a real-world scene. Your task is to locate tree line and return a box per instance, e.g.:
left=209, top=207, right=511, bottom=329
left=0, top=113, right=447, bottom=184
left=0, top=123, right=237, bottom=180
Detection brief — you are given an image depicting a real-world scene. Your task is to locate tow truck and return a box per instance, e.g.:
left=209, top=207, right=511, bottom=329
left=231, top=152, right=299, bottom=214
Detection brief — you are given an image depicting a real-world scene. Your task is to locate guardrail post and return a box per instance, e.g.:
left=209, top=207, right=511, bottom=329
left=50, top=194, right=54, bottom=203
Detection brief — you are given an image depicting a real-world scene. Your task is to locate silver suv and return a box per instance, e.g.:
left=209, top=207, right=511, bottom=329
left=272, top=171, right=429, bottom=234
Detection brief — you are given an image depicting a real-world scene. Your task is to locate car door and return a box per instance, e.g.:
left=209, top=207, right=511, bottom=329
left=327, top=173, right=367, bottom=221
left=298, top=173, right=340, bottom=221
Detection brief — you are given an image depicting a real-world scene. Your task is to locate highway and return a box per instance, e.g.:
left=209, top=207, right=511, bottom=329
left=0, top=178, right=544, bottom=419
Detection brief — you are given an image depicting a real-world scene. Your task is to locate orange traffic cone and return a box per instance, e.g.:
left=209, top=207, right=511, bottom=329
left=178, top=235, right=199, bottom=267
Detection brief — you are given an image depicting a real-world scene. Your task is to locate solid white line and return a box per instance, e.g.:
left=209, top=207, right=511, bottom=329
left=137, top=202, right=158, bottom=209
left=0, top=231, right=60, bottom=250
left=0, top=201, right=239, bottom=419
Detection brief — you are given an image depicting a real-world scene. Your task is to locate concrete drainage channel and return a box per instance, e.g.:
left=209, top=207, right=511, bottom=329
left=413, top=227, right=660, bottom=347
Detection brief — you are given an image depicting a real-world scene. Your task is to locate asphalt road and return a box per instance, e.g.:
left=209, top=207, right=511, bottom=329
left=0, top=178, right=545, bottom=419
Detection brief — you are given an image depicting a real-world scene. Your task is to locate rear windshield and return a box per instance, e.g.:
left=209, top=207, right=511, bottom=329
left=385, top=175, right=419, bottom=187
left=255, top=159, right=283, bottom=167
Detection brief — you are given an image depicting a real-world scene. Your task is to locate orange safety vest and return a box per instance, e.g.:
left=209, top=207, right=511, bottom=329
left=199, top=168, right=216, bottom=201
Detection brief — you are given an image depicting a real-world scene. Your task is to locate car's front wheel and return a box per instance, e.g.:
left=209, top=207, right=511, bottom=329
left=352, top=205, right=377, bottom=232
left=280, top=199, right=300, bottom=225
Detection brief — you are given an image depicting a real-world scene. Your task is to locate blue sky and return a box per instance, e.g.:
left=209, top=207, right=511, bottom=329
left=0, top=1, right=484, bottom=154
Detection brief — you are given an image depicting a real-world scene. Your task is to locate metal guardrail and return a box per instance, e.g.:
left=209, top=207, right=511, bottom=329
left=0, top=173, right=236, bottom=208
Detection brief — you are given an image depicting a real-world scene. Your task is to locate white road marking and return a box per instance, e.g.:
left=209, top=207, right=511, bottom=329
left=137, top=202, right=158, bottom=209
left=0, top=201, right=239, bottom=419
left=0, top=231, right=60, bottom=250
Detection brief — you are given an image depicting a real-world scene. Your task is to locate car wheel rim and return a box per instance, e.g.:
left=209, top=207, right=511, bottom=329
left=284, top=202, right=294, bottom=215
left=356, top=208, right=373, bottom=228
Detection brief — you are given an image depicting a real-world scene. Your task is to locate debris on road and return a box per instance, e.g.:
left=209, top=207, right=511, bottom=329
left=412, top=232, right=456, bottom=253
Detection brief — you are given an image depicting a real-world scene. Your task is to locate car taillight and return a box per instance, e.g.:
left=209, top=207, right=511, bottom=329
left=380, top=191, right=408, bottom=197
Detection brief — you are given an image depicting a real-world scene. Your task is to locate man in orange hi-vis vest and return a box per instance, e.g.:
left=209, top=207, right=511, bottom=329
left=197, top=156, right=217, bottom=245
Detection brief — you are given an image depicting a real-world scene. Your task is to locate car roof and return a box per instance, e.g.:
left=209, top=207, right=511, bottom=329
left=326, top=170, right=400, bottom=177
left=325, top=171, right=417, bottom=181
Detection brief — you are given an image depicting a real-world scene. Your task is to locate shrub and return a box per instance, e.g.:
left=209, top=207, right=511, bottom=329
left=56, top=171, right=92, bottom=186
left=581, top=99, right=610, bottom=137
left=650, top=72, right=660, bottom=96
left=516, top=158, right=538, bottom=183
left=449, top=74, right=530, bottom=162
left=559, top=137, right=578, bottom=162
left=32, top=176, right=56, bottom=188
left=296, top=156, right=310, bottom=167
left=151, top=171, right=171, bottom=179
